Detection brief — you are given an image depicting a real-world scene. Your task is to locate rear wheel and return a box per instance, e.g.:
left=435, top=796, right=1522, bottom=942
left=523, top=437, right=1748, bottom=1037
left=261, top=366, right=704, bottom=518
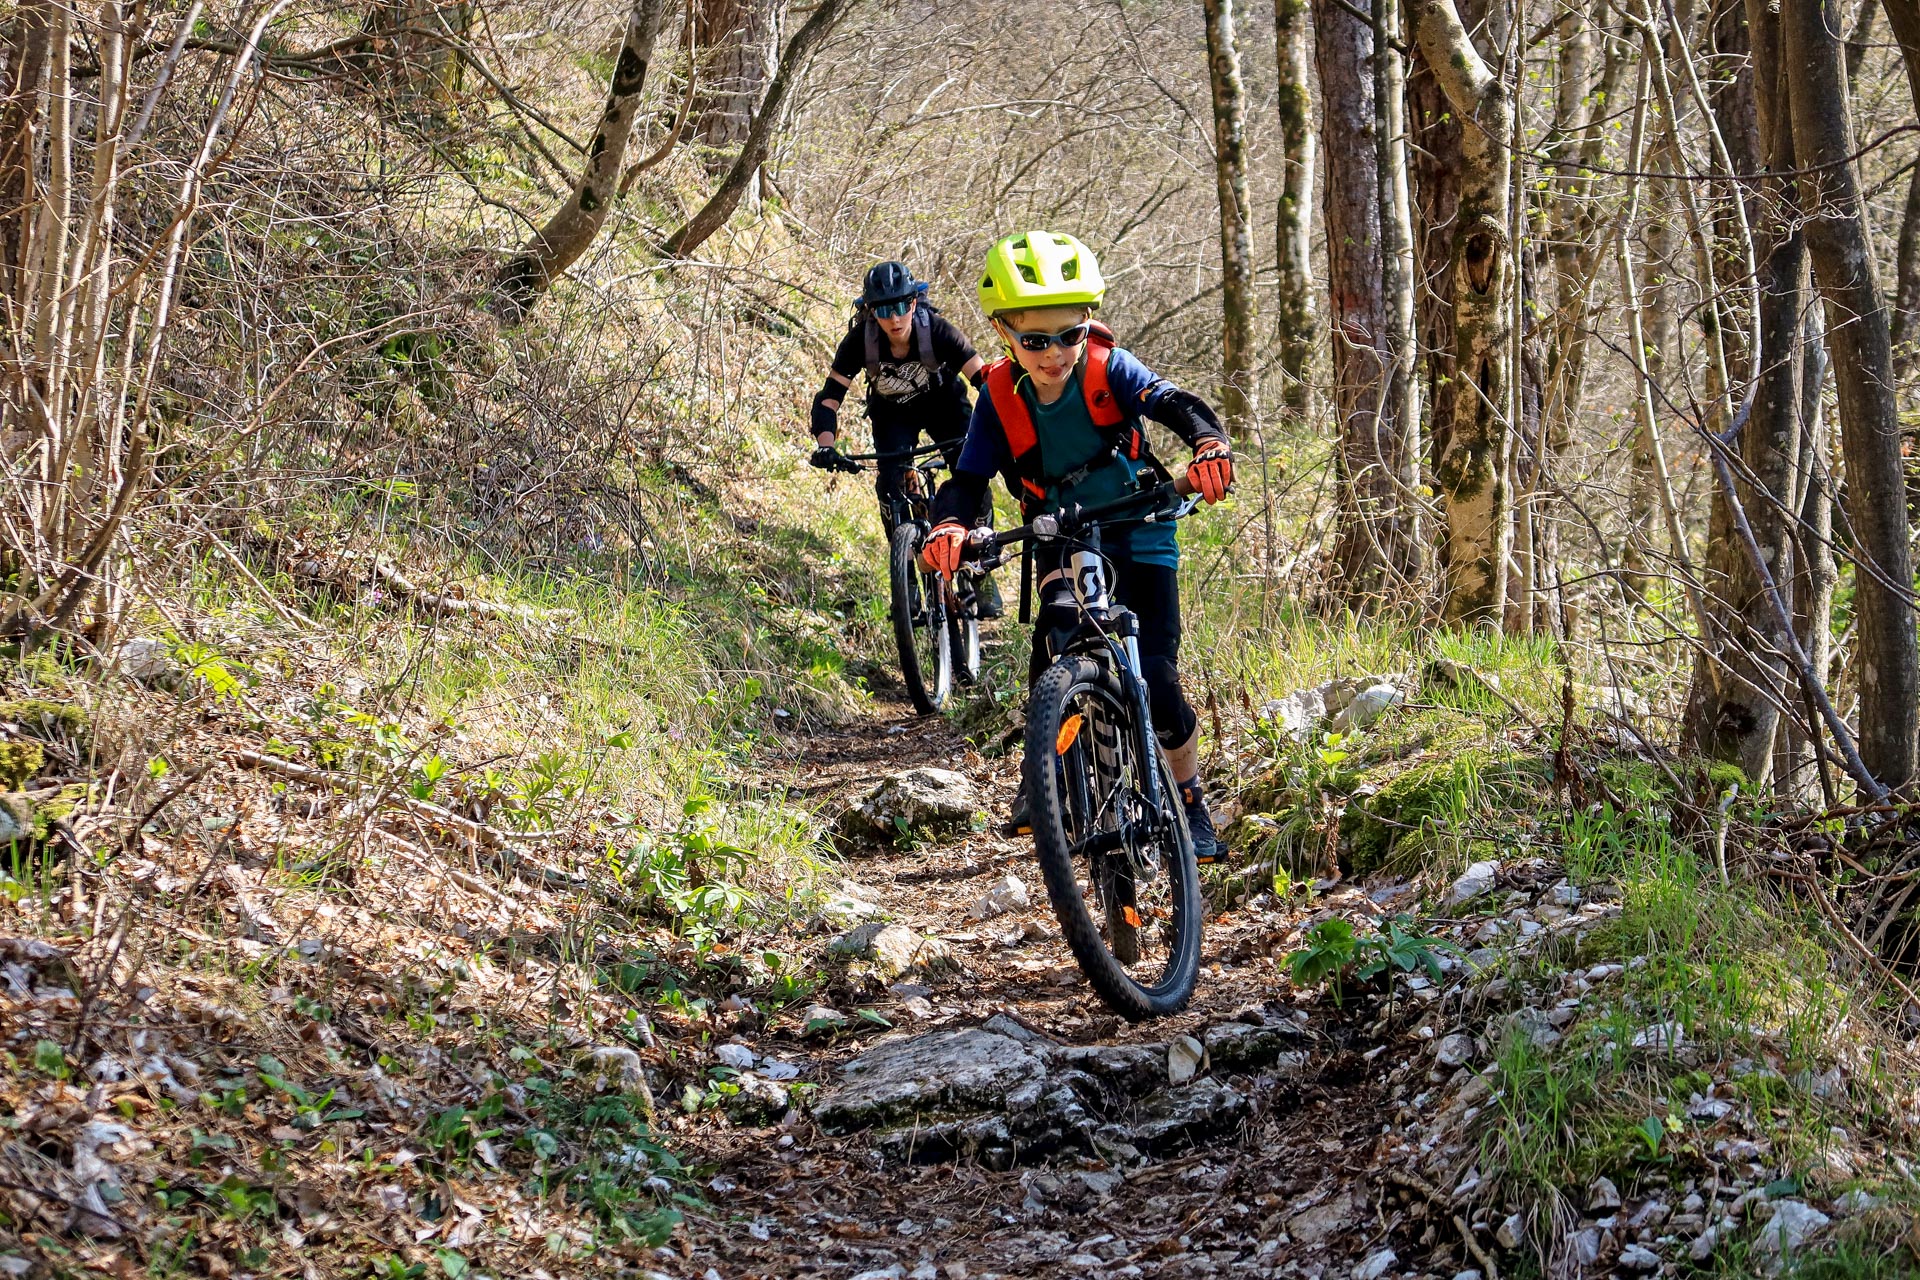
left=1024, top=655, right=1200, bottom=1019
left=890, top=523, right=950, bottom=715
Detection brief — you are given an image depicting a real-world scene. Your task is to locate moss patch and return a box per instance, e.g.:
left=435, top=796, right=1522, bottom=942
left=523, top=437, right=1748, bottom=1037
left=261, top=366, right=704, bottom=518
left=1340, top=748, right=1545, bottom=875
left=0, top=741, right=44, bottom=789
left=0, top=698, right=88, bottom=748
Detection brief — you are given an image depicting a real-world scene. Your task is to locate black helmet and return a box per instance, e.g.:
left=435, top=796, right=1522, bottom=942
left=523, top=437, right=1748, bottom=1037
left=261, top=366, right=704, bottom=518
left=859, top=261, right=919, bottom=306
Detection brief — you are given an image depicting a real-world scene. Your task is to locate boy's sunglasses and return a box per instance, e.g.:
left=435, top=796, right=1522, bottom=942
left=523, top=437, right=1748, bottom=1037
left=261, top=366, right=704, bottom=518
left=872, top=298, right=915, bottom=318
left=1009, top=323, right=1091, bottom=353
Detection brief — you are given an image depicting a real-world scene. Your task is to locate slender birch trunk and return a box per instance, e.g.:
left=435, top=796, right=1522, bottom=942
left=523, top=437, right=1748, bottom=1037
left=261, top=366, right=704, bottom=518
left=1205, top=0, right=1259, bottom=424
left=1275, top=0, right=1317, bottom=420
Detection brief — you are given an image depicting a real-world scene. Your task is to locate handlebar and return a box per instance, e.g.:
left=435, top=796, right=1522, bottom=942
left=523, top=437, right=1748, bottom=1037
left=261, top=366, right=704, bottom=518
left=966, top=475, right=1201, bottom=563
left=840, top=443, right=945, bottom=464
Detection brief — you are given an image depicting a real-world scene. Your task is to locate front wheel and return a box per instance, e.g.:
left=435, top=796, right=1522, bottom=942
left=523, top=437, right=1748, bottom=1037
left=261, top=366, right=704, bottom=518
left=1025, top=655, right=1201, bottom=1019
left=890, top=523, right=950, bottom=715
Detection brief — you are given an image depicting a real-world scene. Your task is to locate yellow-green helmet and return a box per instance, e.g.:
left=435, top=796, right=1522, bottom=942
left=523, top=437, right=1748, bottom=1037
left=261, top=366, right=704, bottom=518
left=976, top=230, right=1105, bottom=317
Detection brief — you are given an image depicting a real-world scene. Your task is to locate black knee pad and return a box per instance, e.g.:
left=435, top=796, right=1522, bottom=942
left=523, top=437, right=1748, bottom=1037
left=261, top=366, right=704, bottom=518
left=1144, top=654, right=1196, bottom=748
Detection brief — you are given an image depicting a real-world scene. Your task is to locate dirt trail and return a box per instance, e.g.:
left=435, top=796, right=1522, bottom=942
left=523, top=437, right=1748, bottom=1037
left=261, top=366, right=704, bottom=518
left=673, top=687, right=1415, bottom=1280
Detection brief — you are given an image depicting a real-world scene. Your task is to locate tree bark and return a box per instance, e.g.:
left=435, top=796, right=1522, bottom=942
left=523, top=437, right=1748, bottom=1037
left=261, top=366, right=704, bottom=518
left=1686, top=0, right=1803, bottom=787
left=1408, top=43, right=1460, bottom=479
left=1881, top=0, right=1920, bottom=378
left=1316, top=0, right=1404, bottom=604
left=1275, top=0, right=1317, bottom=421
left=1786, top=0, right=1919, bottom=788
left=1204, top=0, right=1258, bottom=423
left=1411, top=0, right=1512, bottom=626
left=490, top=0, right=672, bottom=322
left=692, top=0, right=779, bottom=168
left=1780, top=304, right=1836, bottom=799
left=662, top=0, right=853, bottom=259
left=1375, top=0, right=1422, bottom=577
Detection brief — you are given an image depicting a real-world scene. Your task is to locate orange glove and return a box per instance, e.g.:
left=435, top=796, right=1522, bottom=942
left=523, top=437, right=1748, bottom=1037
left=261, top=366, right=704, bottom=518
left=921, top=521, right=968, bottom=576
left=1189, top=439, right=1233, bottom=504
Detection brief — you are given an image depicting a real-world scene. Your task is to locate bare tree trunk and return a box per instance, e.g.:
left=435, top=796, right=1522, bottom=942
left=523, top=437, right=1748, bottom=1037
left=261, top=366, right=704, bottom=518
left=1781, top=305, right=1836, bottom=799
left=360, top=0, right=470, bottom=100
left=1316, top=0, right=1399, bottom=604
left=1881, top=0, right=1920, bottom=378
left=490, top=0, right=672, bottom=322
left=1205, top=0, right=1259, bottom=423
left=1786, top=0, right=1919, bottom=789
left=1686, top=0, right=1803, bottom=787
left=692, top=0, right=778, bottom=174
left=1409, top=45, right=1460, bottom=482
left=1275, top=0, right=1317, bottom=420
left=1375, top=0, right=1423, bottom=578
left=1411, top=0, right=1512, bottom=626
left=662, top=0, right=851, bottom=259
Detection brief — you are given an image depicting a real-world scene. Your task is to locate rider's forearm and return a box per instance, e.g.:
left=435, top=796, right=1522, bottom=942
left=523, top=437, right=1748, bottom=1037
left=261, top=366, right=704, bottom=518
left=812, top=372, right=851, bottom=439
left=1144, top=385, right=1228, bottom=449
left=931, top=471, right=990, bottom=527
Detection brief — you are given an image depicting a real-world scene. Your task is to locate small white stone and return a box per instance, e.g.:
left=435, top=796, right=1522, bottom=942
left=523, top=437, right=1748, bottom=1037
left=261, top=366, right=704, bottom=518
left=1352, top=1247, right=1397, bottom=1280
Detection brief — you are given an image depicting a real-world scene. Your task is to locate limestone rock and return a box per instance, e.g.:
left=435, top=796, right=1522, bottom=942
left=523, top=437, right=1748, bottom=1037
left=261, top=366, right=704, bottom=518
left=1448, top=860, right=1500, bottom=907
left=837, top=768, right=982, bottom=841
left=1750, top=1200, right=1829, bottom=1259
left=830, top=922, right=956, bottom=981
left=968, top=873, right=1031, bottom=920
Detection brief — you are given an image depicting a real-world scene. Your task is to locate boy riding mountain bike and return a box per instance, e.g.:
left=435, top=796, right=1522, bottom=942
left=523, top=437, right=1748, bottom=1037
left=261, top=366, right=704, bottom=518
left=921, top=231, right=1233, bottom=864
left=809, top=261, right=1002, bottom=615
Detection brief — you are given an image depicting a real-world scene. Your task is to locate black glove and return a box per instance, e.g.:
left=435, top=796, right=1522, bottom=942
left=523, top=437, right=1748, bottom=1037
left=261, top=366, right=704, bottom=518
left=811, top=446, right=858, bottom=474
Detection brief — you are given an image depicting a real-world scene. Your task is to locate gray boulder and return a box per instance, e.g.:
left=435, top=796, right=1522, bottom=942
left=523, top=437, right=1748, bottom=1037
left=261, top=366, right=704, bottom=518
left=837, top=768, right=982, bottom=841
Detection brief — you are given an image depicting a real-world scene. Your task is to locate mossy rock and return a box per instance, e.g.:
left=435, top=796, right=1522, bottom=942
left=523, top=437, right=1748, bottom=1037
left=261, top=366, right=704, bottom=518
left=0, top=792, right=33, bottom=844
left=0, top=699, right=87, bottom=747
left=1340, top=748, right=1546, bottom=875
left=0, top=741, right=44, bottom=789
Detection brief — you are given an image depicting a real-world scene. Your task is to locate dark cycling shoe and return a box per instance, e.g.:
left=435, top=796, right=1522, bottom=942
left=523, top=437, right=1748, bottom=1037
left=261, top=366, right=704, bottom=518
left=1180, top=780, right=1224, bottom=866
left=1003, top=780, right=1033, bottom=837
left=975, top=572, right=1005, bottom=620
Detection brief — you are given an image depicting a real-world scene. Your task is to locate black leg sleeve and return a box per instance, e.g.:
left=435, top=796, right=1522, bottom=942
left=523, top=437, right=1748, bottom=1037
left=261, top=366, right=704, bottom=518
left=1111, top=559, right=1196, bottom=749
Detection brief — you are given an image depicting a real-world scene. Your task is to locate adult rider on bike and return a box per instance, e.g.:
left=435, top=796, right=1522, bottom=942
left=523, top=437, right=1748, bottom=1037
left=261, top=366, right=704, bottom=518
left=920, top=231, right=1233, bottom=863
left=809, top=261, right=1002, bottom=616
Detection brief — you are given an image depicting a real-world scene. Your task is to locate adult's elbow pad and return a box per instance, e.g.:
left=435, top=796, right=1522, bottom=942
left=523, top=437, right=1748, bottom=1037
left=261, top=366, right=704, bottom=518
left=1147, top=385, right=1226, bottom=445
left=811, top=376, right=844, bottom=436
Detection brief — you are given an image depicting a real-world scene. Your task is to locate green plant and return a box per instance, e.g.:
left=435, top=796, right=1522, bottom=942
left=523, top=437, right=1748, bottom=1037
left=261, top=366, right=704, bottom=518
left=1285, top=915, right=1458, bottom=1004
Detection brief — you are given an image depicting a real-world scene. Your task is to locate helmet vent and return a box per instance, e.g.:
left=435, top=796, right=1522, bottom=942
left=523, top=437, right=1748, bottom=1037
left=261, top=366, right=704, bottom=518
left=1017, top=264, right=1038, bottom=284
left=1061, top=259, right=1079, bottom=281
left=1012, top=236, right=1028, bottom=250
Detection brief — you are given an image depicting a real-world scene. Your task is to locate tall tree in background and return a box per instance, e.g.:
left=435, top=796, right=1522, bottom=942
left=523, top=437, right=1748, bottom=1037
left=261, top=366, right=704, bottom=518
left=1411, top=0, right=1512, bottom=626
left=1274, top=0, right=1316, bottom=420
left=1317, top=0, right=1414, bottom=601
left=663, top=0, right=853, bottom=258
left=1686, top=0, right=1806, bottom=785
left=1375, top=0, right=1422, bottom=585
left=1204, top=0, right=1258, bottom=422
left=490, top=0, right=672, bottom=321
left=691, top=0, right=780, bottom=174
left=1784, top=0, right=1918, bottom=788
left=1881, top=0, right=1920, bottom=378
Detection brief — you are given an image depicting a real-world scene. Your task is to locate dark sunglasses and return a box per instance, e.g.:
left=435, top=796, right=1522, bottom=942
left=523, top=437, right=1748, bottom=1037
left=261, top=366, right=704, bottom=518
left=1009, top=323, right=1091, bottom=353
left=871, top=298, right=916, bottom=318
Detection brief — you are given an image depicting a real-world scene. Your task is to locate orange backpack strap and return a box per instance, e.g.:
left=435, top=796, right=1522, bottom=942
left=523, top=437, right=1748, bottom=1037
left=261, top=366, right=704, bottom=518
left=1081, top=323, right=1124, bottom=429
left=985, top=357, right=1048, bottom=504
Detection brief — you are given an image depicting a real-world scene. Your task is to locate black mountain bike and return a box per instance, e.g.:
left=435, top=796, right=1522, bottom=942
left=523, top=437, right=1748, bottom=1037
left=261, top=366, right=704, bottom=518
left=840, top=444, right=984, bottom=715
left=968, top=480, right=1204, bottom=1019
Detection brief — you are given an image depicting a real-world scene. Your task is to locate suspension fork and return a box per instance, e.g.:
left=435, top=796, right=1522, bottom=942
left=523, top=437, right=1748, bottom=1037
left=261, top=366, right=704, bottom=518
left=1103, top=631, right=1163, bottom=816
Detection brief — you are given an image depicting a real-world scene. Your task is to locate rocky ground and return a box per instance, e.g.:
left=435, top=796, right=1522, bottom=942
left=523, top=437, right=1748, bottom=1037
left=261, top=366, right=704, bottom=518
left=1, top=653, right=1906, bottom=1280
left=644, top=693, right=1899, bottom=1280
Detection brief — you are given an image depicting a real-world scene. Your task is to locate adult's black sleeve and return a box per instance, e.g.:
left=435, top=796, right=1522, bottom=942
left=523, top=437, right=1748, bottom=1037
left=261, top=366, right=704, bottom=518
left=829, top=325, right=865, bottom=382
left=1143, top=384, right=1229, bottom=449
left=928, top=315, right=978, bottom=371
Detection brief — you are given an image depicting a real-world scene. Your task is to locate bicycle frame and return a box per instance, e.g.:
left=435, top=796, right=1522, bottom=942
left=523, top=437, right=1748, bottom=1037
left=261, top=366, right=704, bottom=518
left=987, top=482, right=1202, bottom=835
